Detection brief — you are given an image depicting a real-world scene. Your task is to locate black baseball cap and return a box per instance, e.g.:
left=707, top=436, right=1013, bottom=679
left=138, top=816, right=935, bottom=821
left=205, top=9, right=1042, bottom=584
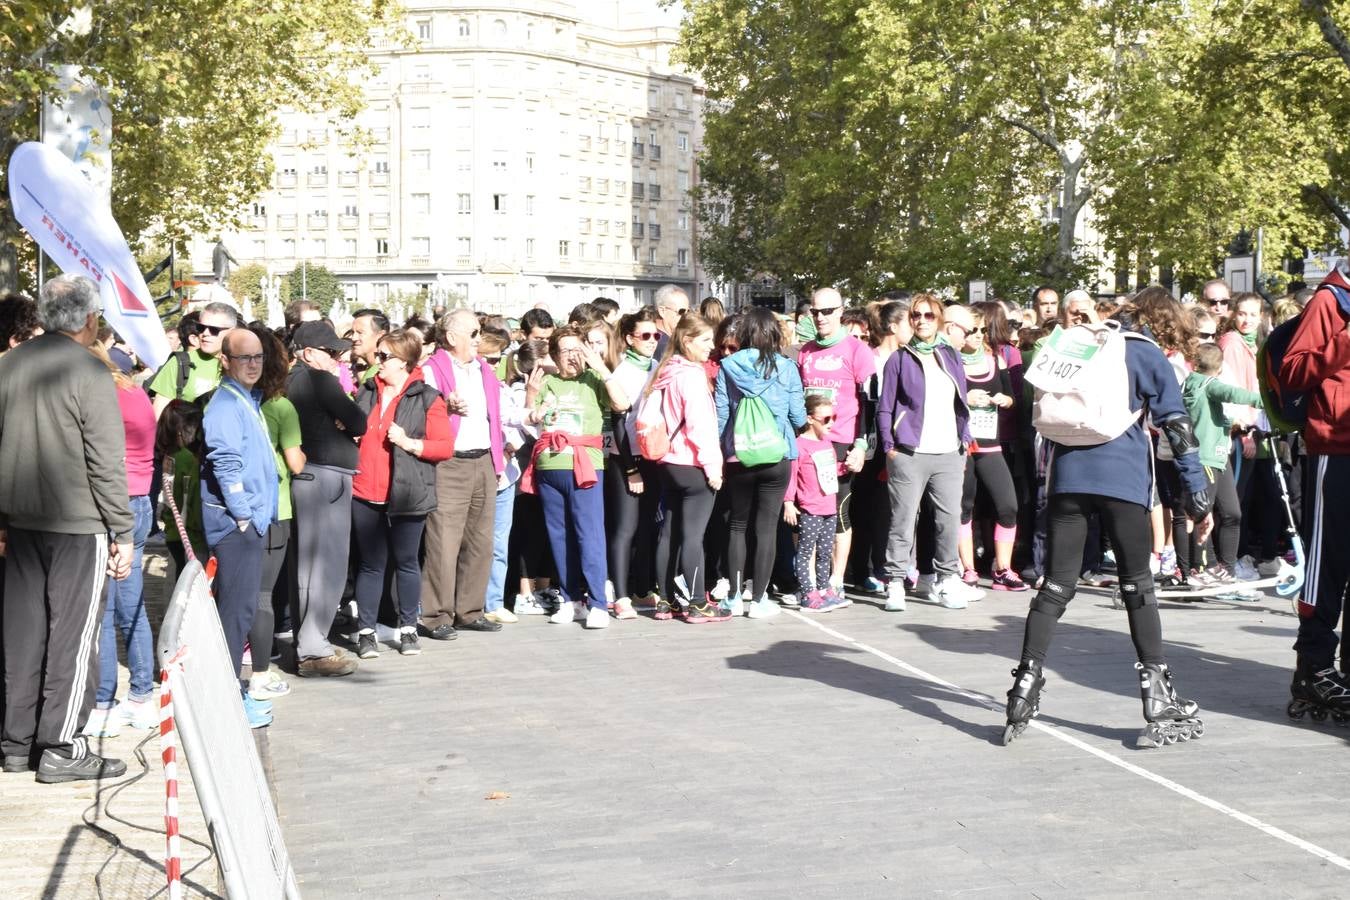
left=293, top=321, right=351, bottom=353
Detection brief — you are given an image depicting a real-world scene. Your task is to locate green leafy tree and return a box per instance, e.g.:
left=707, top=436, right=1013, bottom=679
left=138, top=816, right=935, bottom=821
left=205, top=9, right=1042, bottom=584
left=0, top=1, right=403, bottom=292
left=284, top=263, right=341, bottom=315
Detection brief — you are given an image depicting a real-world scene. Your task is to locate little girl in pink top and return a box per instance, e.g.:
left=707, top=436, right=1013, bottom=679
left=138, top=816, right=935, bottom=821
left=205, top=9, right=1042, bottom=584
left=785, top=395, right=847, bottom=612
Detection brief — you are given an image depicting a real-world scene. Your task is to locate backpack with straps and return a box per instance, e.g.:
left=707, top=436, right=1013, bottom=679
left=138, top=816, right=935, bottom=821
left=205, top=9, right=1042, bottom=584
left=1026, top=321, right=1149, bottom=446
left=635, top=385, right=681, bottom=461
left=1260, top=278, right=1350, bottom=434
left=732, top=390, right=786, bottom=467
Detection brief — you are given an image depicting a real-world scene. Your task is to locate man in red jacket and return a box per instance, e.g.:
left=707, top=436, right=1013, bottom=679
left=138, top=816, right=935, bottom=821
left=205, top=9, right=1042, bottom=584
left=1280, top=262, right=1350, bottom=721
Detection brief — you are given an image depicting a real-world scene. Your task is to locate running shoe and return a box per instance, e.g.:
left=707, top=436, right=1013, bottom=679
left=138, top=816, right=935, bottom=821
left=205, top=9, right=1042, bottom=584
left=1207, top=564, right=1237, bottom=586
left=652, top=597, right=675, bottom=620
left=824, top=587, right=852, bottom=609
left=862, top=576, right=887, bottom=594
left=549, top=600, right=584, bottom=625
left=242, top=694, right=273, bottom=729
left=1258, top=558, right=1283, bottom=578
left=1157, top=573, right=1191, bottom=592
left=709, top=577, right=731, bottom=601
left=399, top=630, right=422, bottom=656
left=356, top=631, right=380, bottom=659
left=613, top=597, right=638, bottom=620
left=777, top=592, right=801, bottom=609
left=961, top=568, right=979, bottom=586
left=746, top=597, right=781, bottom=619
left=884, top=581, right=907, bottom=612
left=1159, top=547, right=1177, bottom=578
left=584, top=606, right=610, bottom=630
left=534, top=588, right=564, bottom=614
left=800, top=590, right=842, bottom=613
left=1080, top=570, right=1113, bottom=587
left=990, top=569, right=1029, bottom=592
left=514, top=593, right=549, bottom=616
left=1189, top=568, right=1217, bottom=587
left=248, top=671, right=292, bottom=700
left=115, top=698, right=160, bottom=730
left=485, top=607, right=519, bottom=625
left=935, top=575, right=981, bottom=609
left=720, top=595, right=745, bottom=617
left=1234, top=556, right=1260, bottom=582
left=684, top=601, right=733, bottom=623
left=81, top=706, right=121, bottom=738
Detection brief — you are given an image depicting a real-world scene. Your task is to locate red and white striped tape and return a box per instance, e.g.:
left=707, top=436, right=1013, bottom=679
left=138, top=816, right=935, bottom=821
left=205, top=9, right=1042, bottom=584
left=160, top=647, right=189, bottom=900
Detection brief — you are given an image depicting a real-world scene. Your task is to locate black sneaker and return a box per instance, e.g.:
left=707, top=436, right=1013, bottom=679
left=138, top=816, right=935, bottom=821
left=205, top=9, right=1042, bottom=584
left=1158, top=573, right=1190, bottom=592
left=399, top=631, right=421, bottom=656
left=3, top=754, right=31, bottom=773
left=357, top=632, right=380, bottom=659
left=684, top=601, right=733, bottom=624
left=36, top=750, right=128, bottom=784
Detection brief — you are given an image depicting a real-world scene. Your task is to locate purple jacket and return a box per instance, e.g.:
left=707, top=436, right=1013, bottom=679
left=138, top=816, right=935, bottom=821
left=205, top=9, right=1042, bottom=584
left=424, top=348, right=505, bottom=476
left=876, top=344, right=971, bottom=453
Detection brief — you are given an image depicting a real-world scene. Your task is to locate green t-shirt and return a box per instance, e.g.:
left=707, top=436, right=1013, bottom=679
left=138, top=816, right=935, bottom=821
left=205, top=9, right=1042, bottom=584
left=148, top=349, right=222, bottom=402
left=262, top=396, right=302, bottom=521
left=534, top=370, right=608, bottom=471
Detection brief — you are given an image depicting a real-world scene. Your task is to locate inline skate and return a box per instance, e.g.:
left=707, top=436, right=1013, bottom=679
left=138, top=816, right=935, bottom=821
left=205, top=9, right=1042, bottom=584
left=1287, top=664, right=1350, bottom=725
left=1001, top=659, right=1045, bottom=746
left=1136, top=662, right=1204, bottom=748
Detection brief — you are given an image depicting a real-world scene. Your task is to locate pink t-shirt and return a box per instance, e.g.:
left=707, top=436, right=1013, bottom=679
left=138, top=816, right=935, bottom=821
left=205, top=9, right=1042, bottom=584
left=797, top=335, right=876, bottom=445
left=118, top=385, right=157, bottom=497
left=786, top=435, right=840, bottom=517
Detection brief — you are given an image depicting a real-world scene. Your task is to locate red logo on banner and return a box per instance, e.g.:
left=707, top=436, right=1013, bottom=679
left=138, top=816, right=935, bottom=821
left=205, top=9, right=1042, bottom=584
left=112, top=271, right=151, bottom=316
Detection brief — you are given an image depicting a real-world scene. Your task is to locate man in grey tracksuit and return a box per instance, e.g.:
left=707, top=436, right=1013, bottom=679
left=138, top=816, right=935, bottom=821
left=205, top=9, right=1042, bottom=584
left=0, top=275, right=134, bottom=783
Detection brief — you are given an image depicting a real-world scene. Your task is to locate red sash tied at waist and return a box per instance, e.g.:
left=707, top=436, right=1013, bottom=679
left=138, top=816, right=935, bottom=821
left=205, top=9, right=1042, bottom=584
left=519, top=431, right=603, bottom=494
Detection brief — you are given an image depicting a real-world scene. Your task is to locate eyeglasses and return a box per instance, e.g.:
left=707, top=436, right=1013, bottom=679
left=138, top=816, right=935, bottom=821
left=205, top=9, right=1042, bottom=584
left=720, top=343, right=739, bottom=353
left=971, top=327, right=987, bottom=335
left=662, top=307, right=688, bottom=317
left=199, top=323, right=230, bottom=337
left=465, top=329, right=480, bottom=339
left=1198, top=331, right=1216, bottom=340
left=813, top=415, right=835, bottom=424
left=310, top=345, right=338, bottom=358
left=810, top=306, right=840, bottom=318
left=483, top=355, right=502, bottom=365
left=910, top=310, right=937, bottom=322
left=632, top=330, right=659, bottom=341
left=1206, top=299, right=1230, bottom=308
left=225, top=353, right=264, bottom=365
left=374, top=350, right=396, bottom=364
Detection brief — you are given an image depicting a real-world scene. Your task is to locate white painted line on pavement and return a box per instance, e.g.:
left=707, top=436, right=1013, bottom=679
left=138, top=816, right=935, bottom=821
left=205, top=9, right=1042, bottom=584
left=785, top=609, right=1350, bottom=872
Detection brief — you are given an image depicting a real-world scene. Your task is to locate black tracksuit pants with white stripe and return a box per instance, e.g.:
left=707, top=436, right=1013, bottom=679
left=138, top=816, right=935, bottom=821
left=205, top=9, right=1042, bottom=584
left=1296, top=454, right=1350, bottom=673
left=1, top=529, right=108, bottom=761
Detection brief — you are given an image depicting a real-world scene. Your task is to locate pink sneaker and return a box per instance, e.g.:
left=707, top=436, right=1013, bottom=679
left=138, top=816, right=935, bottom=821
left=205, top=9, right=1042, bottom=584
left=961, top=568, right=979, bottom=586
left=991, top=569, right=1029, bottom=592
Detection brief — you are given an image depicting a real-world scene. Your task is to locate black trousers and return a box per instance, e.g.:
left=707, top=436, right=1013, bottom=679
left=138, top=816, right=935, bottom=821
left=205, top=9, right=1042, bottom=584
left=2, top=530, right=108, bottom=760
left=211, top=525, right=265, bottom=689
left=1296, top=455, right=1350, bottom=672
left=654, top=463, right=716, bottom=603
left=605, top=457, right=661, bottom=598
left=1234, top=448, right=1280, bottom=561
left=1019, top=495, right=1164, bottom=667
left=724, top=458, right=790, bottom=598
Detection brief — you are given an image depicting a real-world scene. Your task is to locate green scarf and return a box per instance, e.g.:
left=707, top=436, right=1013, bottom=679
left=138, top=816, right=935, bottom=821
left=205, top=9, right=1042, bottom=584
left=813, top=328, right=847, bottom=348
left=624, top=348, right=653, bottom=371
left=1241, top=330, right=1257, bottom=349
left=960, top=348, right=987, bottom=366
left=794, top=315, right=818, bottom=345
left=909, top=334, right=947, bottom=356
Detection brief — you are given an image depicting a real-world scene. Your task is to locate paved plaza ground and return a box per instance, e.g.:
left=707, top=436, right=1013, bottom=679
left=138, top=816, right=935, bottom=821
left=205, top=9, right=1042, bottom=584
left=6, top=572, right=1349, bottom=898
left=269, top=583, right=1347, bottom=898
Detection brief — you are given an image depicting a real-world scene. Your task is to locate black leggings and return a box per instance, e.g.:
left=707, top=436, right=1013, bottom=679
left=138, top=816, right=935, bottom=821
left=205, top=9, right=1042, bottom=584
left=725, top=458, right=790, bottom=598
left=1235, top=450, right=1280, bottom=560
left=1020, top=494, right=1164, bottom=666
left=654, top=463, right=716, bottom=604
left=960, top=452, right=1018, bottom=527
left=1207, top=464, right=1242, bottom=568
left=351, top=499, right=426, bottom=629
left=1156, top=459, right=1192, bottom=573
left=604, top=456, right=660, bottom=598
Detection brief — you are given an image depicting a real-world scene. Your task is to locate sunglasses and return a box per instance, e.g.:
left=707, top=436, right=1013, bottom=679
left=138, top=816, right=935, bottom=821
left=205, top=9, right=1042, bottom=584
left=1198, top=331, right=1216, bottom=340
left=910, top=310, right=937, bottom=322
left=483, top=355, right=502, bottom=365
left=374, top=350, right=396, bottom=363
left=466, top=329, right=480, bottom=339
left=1206, top=299, right=1230, bottom=307
left=971, top=327, right=987, bottom=335
left=810, top=306, right=840, bottom=318
left=662, top=307, right=688, bottom=317
left=199, top=323, right=230, bottom=337
left=813, top=414, right=835, bottom=424
left=632, top=330, right=659, bottom=341
left=225, top=352, right=264, bottom=365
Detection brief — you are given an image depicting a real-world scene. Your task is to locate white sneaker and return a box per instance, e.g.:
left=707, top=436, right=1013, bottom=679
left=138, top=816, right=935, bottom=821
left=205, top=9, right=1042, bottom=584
left=740, top=580, right=754, bottom=602
left=549, top=601, right=580, bottom=625
left=916, top=573, right=937, bottom=595
left=485, top=607, right=519, bottom=624
left=81, top=706, right=121, bottom=738
left=721, top=596, right=745, bottom=617
left=777, top=592, right=800, bottom=609
left=604, top=580, right=616, bottom=608
left=515, top=593, right=549, bottom=616
left=115, top=698, right=159, bottom=730
left=1234, top=556, right=1260, bottom=582
left=746, top=597, right=781, bottom=619
left=934, top=575, right=980, bottom=609
left=1257, top=558, right=1283, bottom=578
left=248, top=670, right=291, bottom=701
left=710, top=577, right=731, bottom=601
left=885, top=581, right=907, bottom=612
left=613, top=597, right=638, bottom=620
left=584, top=606, right=610, bottom=629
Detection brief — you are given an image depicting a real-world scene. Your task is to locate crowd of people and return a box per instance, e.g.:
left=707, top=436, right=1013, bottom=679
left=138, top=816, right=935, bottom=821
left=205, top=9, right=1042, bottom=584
left=1, top=267, right=1348, bottom=780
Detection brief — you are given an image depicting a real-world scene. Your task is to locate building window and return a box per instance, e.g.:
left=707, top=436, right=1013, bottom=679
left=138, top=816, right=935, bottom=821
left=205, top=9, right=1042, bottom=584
left=597, top=219, right=608, bottom=235
left=458, top=193, right=471, bottom=214
left=492, top=193, right=506, bottom=213
left=457, top=237, right=472, bottom=258
left=455, top=282, right=470, bottom=300
left=374, top=158, right=390, bottom=174
left=558, top=240, right=570, bottom=259
left=648, top=247, right=657, bottom=264
left=613, top=244, right=621, bottom=261
left=410, top=150, right=430, bottom=170
left=526, top=153, right=535, bottom=173
left=375, top=238, right=390, bottom=256
left=616, top=180, right=626, bottom=197
left=251, top=239, right=265, bottom=258
left=675, top=92, right=688, bottom=110
left=615, top=221, right=626, bottom=237
left=525, top=195, right=535, bottom=215
left=412, top=193, right=431, bottom=215
left=281, top=238, right=296, bottom=257
left=311, top=238, right=327, bottom=257
left=632, top=245, right=639, bottom=263
left=343, top=238, right=358, bottom=256
left=647, top=86, right=660, bottom=108
left=492, top=236, right=508, bottom=256
left=412, top=237, right=430, bottom=256
left=373, top=283, right=389, bottom=303
left=677, top=171, right=689, bottom=191
left=525, top=238, right=535, bottom=259
left=579, top=217, right=590, bottom=234
left=456, top=151, right=471, bottom=172
left=678, top=213, right=689, bottom=231
left=493, top=19, right=507, bottom=38
left=492, top=156, right=507, bottom=172
left=578, top=176, right=591, bottom=193
left=578, top=242, right=586, bottom=260
left=597, top=178, right=609, bottom=195
left=410, top=107, right=430, bottom=130
left=458, top=19, right=470, bottom=37
left=342, top=203, right=358, bottom=217
left=342, top=282, right=358, bottom=300
left=677, top=132, right=689, bottom=152
left=677, top=248, right=689, bottom=268
left=416, top=19, right=432, bottom=41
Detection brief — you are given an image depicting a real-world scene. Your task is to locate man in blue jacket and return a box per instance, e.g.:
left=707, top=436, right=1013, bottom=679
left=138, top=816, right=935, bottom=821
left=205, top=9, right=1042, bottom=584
left=201, top=328, right=279, bottom=727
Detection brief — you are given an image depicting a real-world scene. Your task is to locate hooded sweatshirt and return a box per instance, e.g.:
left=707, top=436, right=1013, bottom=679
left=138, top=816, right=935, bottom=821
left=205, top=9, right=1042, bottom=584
left=648, top=355, right=723, bottom=479
left=1181, top=373, right=1262, bottom=469
left=1280, top=265, right=1350, bottom=456
left=715, top=348, right=807, bottom=462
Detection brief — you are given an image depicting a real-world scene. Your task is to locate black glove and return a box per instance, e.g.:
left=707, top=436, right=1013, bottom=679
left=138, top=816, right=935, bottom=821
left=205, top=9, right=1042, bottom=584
left=1184, top=486, right=1212, bottom=521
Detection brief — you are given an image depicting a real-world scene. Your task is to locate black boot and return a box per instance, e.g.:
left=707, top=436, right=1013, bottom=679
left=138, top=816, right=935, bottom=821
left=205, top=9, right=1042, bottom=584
left=1001, top=658, right=1045, bottom=746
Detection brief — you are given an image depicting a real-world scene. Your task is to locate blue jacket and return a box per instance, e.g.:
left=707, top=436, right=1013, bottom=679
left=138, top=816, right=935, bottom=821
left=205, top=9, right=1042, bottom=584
left=876, top=344, right=972, bottom=453
left=200, top=377, right=279, bottom=546
left=1049, top=336, right=1208, bottom=507
left=715, top=349, right=807, bottom=461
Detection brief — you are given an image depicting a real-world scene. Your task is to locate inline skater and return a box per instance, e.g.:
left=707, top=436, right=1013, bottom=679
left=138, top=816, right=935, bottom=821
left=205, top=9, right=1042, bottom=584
left=1002, top=302, right=1213, bottom=748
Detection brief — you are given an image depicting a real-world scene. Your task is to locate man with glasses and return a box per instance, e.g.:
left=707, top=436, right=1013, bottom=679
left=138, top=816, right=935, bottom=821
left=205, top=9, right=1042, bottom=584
left=1201, top=279, right=1232, bottom=319
left=653, top=284, right=689, bottom=358
left=418, top=310, right=506, bottom=639
left=200, top=329, right=280, bottom=728
left=148, top=300, right=238, bottom=417
left=797, top=287, right=877, bottom=595
left=349, top=308, right=390, bottom=387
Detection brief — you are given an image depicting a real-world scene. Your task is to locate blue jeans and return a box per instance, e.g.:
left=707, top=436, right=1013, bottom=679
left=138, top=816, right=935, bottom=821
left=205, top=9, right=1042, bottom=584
left=536, top=468, right=607, bottom=609
left=96, top=495, right=154, bottom=706
left=485, top=481, right=517, bottom=612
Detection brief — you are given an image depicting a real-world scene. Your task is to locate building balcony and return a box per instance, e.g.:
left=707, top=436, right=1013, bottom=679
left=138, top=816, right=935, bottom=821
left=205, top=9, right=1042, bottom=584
left=249, top=215, right=267, bottom=230
left=370, top=172, right=389, bottom=186
left=369, top=213, right=390, bottom=230
left=276, top=173, right=297, bottom=189
left=277, top=214, right=297, bottom=230
left=649, top=185, right=661, bottom=201
left=306, top=214, right=329, bottom=229
left=338, top=171, right=359, bottom=187
left=596, top=138, right=609, bottom=153
left=306, top=129, right=328, bottom=143
left=339, top=215, right=360, bottom=230
left=371, top=128, right=390, bottom=143
left=640, top=263, right=672, bottom=275
left=631, top=223, right=644, bottom=238
left=648, top=225, right=661, bottom=239
left=631, top=143, right=644, bottom=158
left=400, top=81, right=443, bottom=94
left=649, top=145, right=662, bottom=161
left=278, top=130, right=298, bottom=146
left=632, top=184, right=645, bottom=200
left=410, top=256, right=431, bottom=267
left=329, top=256, right=394, bottom=273
left=307, top=173, right=328, bottom=187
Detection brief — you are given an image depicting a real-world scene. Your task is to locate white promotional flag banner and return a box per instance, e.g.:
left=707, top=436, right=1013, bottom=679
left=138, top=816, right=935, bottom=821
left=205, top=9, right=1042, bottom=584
left=8, top=141, right=169, bottom=369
